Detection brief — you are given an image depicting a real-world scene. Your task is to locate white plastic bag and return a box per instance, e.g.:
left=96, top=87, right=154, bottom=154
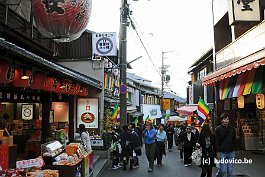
left=191, top=148, right=202, bottom=165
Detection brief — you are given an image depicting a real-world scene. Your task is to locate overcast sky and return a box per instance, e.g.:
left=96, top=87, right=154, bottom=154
left=88, top=0, right=213, bottom=98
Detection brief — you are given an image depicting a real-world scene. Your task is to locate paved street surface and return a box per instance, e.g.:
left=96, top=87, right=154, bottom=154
left=100, top=145, right=265, bottom=177
left=101, top=145, right=215, bottom=177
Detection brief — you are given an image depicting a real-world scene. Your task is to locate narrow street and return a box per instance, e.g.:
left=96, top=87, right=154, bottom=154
left=101, top=145, right=209, bottom=177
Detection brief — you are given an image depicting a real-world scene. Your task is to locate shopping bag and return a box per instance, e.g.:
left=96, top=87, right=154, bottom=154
left=191, top=148, right=202, bottom=166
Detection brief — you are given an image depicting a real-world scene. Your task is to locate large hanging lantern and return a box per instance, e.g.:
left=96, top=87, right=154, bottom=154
left=12, top=69, right=32, bottom=88
left=237, top=96, right=244, bottom=109
left=0, top=61, right=15, bottom=84
left=32, top=0, right=92, bottom=42
left=256, top=94, right=265, bottom=109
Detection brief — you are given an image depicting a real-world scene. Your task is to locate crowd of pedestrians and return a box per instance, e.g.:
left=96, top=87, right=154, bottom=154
left=109, top=112, right=236, bottom=177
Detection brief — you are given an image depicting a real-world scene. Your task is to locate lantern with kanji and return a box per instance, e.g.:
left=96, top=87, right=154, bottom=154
left=0, top=61, right=15, bottom=84
left=32, top=0, right=92, bottom=42
left=12, top=69, right=32, bottom=88
left=30, top=73, right=46, bottom=90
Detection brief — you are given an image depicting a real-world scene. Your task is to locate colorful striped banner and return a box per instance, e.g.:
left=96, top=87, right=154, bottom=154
left=228, top=76, right=237, bottom=98
left=232, top=72, right=245, bottom=97
left=238, top=71, right=249, bottom=96
left=251, top=68, right=263, bottom=94
left=222, top=78, right=230, bottom=100
left=243, top=69, right=256, bottom=95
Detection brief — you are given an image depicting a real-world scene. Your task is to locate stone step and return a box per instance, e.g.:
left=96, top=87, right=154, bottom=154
left=93, top=159, right=109, bottom=177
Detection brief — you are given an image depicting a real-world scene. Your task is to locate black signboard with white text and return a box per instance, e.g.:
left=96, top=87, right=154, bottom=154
left=0, top=89, right=42, bottom=102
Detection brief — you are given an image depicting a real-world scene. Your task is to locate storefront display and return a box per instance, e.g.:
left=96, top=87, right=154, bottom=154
left=42, top=141, right=93, bottom=177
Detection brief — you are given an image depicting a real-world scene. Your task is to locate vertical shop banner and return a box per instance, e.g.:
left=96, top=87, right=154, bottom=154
left=77, top=98, right=99, bottom=128
left=228, top=0, right=260, bottom=25
left=92, top=32, right=117, bottom=56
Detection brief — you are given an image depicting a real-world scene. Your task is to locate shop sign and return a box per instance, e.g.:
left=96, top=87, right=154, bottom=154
left=161, top=99, right=170, bottom=110
left=112, top=87, right=120, bottom=97
left=92, top=32, right=117, bottom=56
left=228, top=0, right=260, bottom=25
left=141, top=104, right=162, bottom=119
left=16, top=157, right=44, bottom=169
left=204, top=86, right=207, bottom=103
left=77, top=98, right=99, bottom=128
left=0, top=90, right=41, bottom=102
left=188, top=85, right=193, bottom=104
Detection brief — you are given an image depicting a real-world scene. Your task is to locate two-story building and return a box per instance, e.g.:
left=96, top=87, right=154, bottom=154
left=203, top=0, right=265, bottom=151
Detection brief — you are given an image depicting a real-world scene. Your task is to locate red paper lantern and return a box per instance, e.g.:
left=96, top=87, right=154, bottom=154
left=12, top=69, right=32, bottom=88
left=43, top=77, right=57, bottom=92
left=32, top=0, right=92, bottom=42
left=30, top=73, right=46, bottom=90
left=0, top=61, right=15, bottom=84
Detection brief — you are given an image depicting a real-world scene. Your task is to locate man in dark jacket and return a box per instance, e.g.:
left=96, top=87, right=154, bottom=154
left=215, top=113, right=236, bottom=177
left=120, top=125, right=133, bottom=170
left=179, top=126, right=196, bottom=166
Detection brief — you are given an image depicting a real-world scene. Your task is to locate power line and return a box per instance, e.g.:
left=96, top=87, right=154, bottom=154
left=128, top=16, right=161, bottom=77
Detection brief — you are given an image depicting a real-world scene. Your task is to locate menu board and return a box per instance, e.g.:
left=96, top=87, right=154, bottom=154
left=77, top=98, right=99, bottom=128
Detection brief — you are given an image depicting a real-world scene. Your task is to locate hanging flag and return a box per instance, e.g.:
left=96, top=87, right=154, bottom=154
left=243, top=69, right=256, bottom=95
left=112, top=105, right=120, bottom=122
left=251, top=68, right=263, bottom=94
left=197, top=98, right=210, bottom=125
left=134, top=117, right=139, bottom=126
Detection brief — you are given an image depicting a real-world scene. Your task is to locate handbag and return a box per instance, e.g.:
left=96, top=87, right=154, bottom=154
left=191, top=148, right=202, bottom=166
left=177, top=142, right=184, bottom=150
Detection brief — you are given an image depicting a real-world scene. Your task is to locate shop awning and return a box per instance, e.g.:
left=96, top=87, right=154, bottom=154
left=177, top=105, right=197, bottom=115
left=202, top=57, right=265, bottom=86
left=0, top=38, right=102, bottom=90
left=130, top=112, right=144, bottom=118
left=127, top=106, right=137, bottom=113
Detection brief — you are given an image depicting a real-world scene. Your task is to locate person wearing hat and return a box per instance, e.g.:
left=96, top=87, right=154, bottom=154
left=179, top=125, right=196, bottom=166
left=215, top=113, right=236, bottom=177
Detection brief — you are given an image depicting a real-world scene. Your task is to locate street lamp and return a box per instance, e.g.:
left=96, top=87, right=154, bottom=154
left=119, top=0, right=140, bottom=125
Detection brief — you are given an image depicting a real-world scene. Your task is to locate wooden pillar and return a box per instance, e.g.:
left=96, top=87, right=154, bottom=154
left=42, top=92, right=52, bottom=143
left=68, top=95, right=75, bottom=143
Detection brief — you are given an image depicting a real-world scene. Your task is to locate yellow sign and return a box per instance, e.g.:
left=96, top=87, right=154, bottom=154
left=161, top=99, right=170, bottom=110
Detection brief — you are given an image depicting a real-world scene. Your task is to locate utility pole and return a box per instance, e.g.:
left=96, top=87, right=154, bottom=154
left=161, top=51, right=165, bottom=119
left=119, top=0, right=129, bottom=125
left=161, top=50, right=173, bottom=120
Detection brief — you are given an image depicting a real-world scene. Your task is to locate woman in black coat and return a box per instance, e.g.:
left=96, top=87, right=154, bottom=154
left=197, top=123, right=215, bottom=177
